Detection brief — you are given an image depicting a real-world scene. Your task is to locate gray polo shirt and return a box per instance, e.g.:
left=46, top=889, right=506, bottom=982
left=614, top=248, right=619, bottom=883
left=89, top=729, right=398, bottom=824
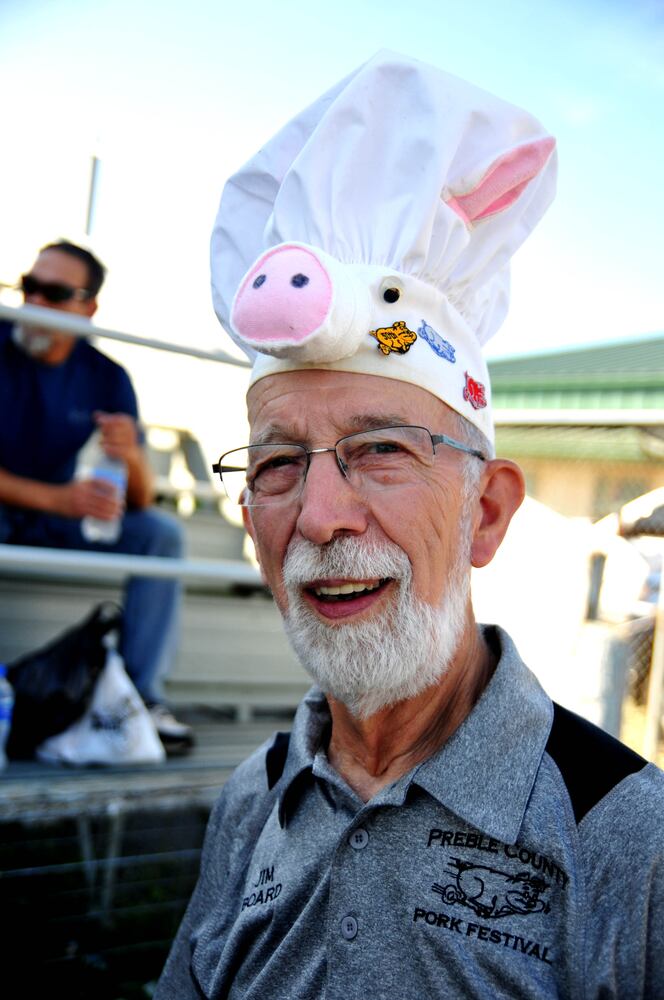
left=155, top=626, right=664, bottom=999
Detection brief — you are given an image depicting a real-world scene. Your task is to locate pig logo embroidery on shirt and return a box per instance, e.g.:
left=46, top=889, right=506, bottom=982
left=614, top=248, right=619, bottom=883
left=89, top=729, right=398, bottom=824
left=463, top=372, right=487, bottom=410
left=433, top=859, right=551, bottom=919
left=370, top=320, right=418, bottom=356
left=418, top=320, right=456, bottom=362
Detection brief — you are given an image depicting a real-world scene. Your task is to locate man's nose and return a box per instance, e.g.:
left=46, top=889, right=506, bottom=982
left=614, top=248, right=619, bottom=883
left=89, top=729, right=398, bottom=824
left=295, top=450, right=369, bottom=545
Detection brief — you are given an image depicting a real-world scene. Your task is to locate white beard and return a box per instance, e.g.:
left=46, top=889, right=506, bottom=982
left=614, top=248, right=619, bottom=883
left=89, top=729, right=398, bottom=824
left=282, top=532, right=471, bottom=719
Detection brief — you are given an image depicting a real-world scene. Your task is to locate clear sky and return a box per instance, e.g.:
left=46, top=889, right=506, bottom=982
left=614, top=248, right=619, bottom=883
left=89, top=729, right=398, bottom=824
left=1, top=0, right=662, bottom=448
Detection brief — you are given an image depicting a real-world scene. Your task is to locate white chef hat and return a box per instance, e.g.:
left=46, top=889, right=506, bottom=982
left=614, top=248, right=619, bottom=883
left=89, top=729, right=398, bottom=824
left=210, top=50, right=557, bottom=443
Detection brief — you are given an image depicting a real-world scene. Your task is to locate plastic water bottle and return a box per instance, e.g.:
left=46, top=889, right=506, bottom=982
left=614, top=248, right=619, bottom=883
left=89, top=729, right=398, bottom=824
left=78, top=431, right=127, bottom=544
left=0, top=663, right=14, bottom=770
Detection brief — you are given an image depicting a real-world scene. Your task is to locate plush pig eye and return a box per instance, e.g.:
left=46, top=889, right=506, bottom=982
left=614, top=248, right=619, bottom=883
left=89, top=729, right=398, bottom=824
left=291, top=273, right=309, bottom=288
left=253, top=274, right=266, bottom=289
left=379, top=277, right=403, bottom=303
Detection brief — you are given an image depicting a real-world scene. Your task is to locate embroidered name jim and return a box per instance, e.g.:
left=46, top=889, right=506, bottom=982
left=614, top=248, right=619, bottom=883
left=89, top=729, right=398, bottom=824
left=242, top=865, right=282, bottom=910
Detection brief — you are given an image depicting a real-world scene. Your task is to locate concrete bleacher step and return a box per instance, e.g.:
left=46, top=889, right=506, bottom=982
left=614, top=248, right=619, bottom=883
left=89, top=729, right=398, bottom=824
left=0, top=578, right=310, bottom=720
left=166, top=590, right=310, bottom=717
left=0, top=508, right=311, bottom=719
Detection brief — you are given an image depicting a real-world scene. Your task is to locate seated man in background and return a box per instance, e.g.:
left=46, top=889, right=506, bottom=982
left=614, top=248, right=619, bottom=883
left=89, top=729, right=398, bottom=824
left=0, top=239, right=193, bottom=754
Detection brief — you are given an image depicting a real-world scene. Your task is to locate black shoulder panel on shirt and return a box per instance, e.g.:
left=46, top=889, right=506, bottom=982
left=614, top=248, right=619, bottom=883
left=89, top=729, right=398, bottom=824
left=266, top=731, right=291, bottom=789
left=545, top=701, right=647, bottom=824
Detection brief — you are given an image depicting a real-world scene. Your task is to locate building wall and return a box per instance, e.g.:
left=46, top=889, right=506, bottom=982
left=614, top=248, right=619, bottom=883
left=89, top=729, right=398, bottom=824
left=517, top=458, right=660, bottom=520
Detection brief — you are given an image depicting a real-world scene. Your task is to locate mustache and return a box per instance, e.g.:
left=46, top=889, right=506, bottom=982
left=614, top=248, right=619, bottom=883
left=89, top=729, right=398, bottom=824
left=283, top=535, right=411, bottom=587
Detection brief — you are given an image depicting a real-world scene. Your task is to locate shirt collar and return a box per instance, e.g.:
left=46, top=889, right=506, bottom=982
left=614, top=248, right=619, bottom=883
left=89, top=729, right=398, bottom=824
left=267, top=625, right=552, bottom=841
left=272, top=686, right=331, bottom=826
left=412, top=625, right=553, bottom=844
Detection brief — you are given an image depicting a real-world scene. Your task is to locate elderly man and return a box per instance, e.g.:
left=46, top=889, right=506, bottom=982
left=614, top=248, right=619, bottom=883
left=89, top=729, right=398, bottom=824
left=0, top=240, right=193, bottom=753
left=155, top=52, right=664, bottom=997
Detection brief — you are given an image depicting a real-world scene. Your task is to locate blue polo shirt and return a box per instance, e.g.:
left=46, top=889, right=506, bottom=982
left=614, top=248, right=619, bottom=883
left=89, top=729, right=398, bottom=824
left=0, top=320, right=139, bottom=485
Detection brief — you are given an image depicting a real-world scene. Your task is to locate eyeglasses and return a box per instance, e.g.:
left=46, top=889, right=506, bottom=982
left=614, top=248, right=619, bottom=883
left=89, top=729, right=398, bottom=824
left=212, top=424, right=486, bottom=508
left=19, top=274, right=93, bottom=304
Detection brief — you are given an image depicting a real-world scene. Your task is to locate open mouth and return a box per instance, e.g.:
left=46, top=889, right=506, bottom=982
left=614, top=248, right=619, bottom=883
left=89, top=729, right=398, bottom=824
left=308, top=578, right=390, bottom=601
left=301, top=577, right=393, bottom=619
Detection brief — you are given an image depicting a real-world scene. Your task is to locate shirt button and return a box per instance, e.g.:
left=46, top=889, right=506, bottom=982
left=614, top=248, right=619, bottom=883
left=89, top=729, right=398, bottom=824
left=348, top=827, right=369, bottom=850
left=341, top=915, right=358, bottom=940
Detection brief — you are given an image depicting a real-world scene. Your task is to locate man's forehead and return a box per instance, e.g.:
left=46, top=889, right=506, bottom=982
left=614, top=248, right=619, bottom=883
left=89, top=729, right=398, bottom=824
left=251, top=411, right=421, bottom=446
left=246, top=369, right=454, bottom=440
left=32, top=249, right=88, bottom=286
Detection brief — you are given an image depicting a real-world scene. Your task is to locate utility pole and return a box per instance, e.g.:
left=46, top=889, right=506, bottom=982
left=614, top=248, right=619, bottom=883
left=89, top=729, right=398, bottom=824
left=85, top=152, right=101, bottom=237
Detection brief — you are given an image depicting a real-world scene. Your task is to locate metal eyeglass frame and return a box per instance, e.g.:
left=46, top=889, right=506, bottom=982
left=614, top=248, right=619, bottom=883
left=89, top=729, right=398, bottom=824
left=212, top=425, right=486, bottom=506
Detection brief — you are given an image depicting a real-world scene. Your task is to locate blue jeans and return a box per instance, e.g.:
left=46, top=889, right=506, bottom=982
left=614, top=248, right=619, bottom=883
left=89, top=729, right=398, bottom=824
left=0, top=505, right=185, bottom=704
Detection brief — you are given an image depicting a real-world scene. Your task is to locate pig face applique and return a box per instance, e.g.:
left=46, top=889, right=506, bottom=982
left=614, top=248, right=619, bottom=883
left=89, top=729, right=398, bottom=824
left=231, top=243, right=430, bottom=365
left=231, top=243, right=375, bottom=363
left=232, top=245, right=334, bottom=351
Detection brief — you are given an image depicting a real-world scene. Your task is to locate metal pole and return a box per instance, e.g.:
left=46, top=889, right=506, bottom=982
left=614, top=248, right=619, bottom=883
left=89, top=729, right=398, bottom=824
left=0, top=543, right=262, bottom=586
left=85, top=154, right=101, bottom=236
left=643, top=573, right=664, bottom=761
left=0, top=303, right=250, bottom=367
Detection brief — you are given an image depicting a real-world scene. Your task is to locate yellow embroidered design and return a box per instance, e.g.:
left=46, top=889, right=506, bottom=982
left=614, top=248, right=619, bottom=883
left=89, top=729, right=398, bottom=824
left=370, top=321, right=418, bottom=356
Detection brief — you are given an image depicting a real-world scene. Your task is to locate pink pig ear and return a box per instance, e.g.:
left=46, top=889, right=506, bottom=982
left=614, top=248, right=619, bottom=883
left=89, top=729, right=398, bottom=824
left=445, top=137, right=556, bottom=225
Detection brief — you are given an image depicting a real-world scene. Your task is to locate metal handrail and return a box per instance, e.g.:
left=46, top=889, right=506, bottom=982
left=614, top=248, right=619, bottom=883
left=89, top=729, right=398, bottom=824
left=0, top=544, right=262, bottom=587
left=0, top=302, right=250, bottom=367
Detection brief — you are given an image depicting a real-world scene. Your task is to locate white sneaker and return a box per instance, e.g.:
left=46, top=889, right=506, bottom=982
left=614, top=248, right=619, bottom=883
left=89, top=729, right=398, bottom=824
left=148, top=703, right=195, bottom=753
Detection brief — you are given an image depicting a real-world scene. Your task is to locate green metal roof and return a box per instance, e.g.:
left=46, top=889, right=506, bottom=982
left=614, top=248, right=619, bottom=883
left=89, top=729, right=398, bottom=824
left=488, top=333, right=664, bottom=413
left=494, top=424, right=664, bottom=463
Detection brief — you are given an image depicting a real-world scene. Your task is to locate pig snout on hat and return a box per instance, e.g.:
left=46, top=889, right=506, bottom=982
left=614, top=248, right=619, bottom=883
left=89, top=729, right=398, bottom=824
left=230, top=243, right=374, bottom=362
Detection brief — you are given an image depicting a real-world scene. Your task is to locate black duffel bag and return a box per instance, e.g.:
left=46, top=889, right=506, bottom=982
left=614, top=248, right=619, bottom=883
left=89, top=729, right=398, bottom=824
left=6, top=601, right=123, bottom=760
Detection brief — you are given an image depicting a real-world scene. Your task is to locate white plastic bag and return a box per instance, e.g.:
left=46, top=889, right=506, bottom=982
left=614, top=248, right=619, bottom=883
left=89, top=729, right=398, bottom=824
left=36, top=636, right=165, bottom=766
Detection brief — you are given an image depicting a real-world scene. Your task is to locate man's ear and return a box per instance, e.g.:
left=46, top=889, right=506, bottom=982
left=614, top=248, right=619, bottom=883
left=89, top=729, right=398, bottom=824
left=82, top=297, right=98, bottom=319
left=470, top=459, right=525, bottom=569
left=241, top=505, right=269, bottom=586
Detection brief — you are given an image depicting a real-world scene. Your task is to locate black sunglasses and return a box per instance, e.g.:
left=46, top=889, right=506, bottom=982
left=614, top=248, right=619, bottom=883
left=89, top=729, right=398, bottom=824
left=19, top=274, right=93, bottom=304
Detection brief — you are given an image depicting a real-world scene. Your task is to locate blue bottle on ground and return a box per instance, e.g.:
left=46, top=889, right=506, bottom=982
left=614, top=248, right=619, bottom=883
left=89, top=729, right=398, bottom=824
left=0, top=663, right=14, bottom=770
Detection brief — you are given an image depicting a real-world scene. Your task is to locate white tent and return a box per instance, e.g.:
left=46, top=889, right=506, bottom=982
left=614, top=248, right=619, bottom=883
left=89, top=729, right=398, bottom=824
left=471, top=496, right=648, bottom=721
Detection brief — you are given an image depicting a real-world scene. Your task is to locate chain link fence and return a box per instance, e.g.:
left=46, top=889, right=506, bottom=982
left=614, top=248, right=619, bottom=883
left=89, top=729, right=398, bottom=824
left=494, top=424, right=664, bottom=521
left=625, top=616, right=656, bottom=706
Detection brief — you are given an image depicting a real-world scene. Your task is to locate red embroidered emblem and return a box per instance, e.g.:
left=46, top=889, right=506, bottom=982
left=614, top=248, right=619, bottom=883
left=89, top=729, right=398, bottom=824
left=463, top=372, right=487, bottom=410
